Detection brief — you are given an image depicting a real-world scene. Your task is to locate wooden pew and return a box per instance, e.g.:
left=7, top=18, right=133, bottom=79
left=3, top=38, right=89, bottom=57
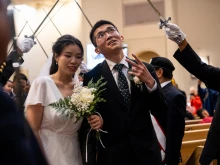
left=180, top=139, right=206, bottom=165
left=185, top=123, right=211, bottom=131
left=185, top=119, right=202, bottom=125
left=183, top=129, right=209, bottom=141
left=185, top=146, right=203, bottom=165
left=184, top=146, right=217, bottom=165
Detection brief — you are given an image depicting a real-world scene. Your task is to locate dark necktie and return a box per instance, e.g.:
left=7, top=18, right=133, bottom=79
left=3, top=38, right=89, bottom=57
left=114, top=64, right=130, bottom=108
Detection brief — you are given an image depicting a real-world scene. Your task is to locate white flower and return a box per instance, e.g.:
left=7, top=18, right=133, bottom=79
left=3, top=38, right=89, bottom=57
left=73, top=83, right=83, bottom=93
left=79, top=87, right=96, bottom=104
left=133, top=76, right=142, bottom=85
left=81, top=87, right=96, bottom=95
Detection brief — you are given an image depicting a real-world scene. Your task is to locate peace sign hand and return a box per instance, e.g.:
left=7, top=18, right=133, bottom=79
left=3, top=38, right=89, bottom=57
left=126, top=54, right=155, bottom=88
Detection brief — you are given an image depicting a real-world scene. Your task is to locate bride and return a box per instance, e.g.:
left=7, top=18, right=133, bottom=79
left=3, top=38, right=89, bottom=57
left=25, top=35, right=103, bottom=165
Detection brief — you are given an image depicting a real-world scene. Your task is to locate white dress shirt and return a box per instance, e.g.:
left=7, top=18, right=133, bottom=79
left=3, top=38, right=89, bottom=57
left=161, top=81, right=171, bottom=88
left=105, top=55, right=157, bottom=93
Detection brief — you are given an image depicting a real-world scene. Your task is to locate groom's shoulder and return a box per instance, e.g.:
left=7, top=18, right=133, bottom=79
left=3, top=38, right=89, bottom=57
left=85, top=62, right=103, bottom=77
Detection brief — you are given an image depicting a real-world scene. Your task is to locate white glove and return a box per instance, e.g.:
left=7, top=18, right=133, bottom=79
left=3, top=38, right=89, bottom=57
left=17, top=38, right=35, bottom=53
left=161, top=23, right=186, bottom=44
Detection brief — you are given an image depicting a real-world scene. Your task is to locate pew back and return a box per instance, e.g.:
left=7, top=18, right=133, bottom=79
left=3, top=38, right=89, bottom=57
left=185, top=123, right=211, bottom=131
left=183, top=129, right=209, bottom=141
left=185, top=119, right=202, bottom=125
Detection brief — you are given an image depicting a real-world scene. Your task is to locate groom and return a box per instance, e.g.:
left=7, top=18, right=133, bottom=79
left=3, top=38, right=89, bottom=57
left=80, top=20, right=167, bottom=165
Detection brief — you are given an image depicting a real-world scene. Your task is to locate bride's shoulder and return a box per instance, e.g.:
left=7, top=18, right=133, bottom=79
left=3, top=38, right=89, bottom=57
left=32, top=76, right=51, bottom=86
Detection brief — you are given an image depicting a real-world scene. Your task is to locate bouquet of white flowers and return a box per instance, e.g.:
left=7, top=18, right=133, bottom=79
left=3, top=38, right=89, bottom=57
left=50, top=77, right=107, bottom=162
left=49, top=77, right=106, bottom=123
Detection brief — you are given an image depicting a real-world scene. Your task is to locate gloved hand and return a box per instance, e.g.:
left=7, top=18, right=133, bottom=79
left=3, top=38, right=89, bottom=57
left=17, top=38, right=35, bottom=53
left=161, top=23, right=186, bottom=44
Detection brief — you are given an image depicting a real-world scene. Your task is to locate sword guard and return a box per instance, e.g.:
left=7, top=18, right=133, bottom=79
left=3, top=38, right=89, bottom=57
left=159, top=17, right=171, bottom=29
left=24, top=35, right=37, bottom=44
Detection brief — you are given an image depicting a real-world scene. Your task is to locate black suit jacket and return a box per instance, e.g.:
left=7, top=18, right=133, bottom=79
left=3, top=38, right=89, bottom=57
left=0, top=50, right=24, bottom=86
left=174, top=44, right=220, bottom=165
left=80, top=60, right=167, bottom=165
left=162, top=82, right=186, bottom=165
left=0, top=86, right=47, bottom=165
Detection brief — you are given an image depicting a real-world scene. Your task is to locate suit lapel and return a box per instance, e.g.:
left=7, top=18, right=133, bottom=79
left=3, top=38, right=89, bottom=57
left=101, top=60, right=126, bottom=110
left=128, top=61, right=140, bottom=110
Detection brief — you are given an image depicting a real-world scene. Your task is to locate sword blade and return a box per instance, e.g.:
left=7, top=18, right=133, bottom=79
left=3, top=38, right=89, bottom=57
left=43, top=8, right=62, bottom=36
left=146, top=0, right=165, bottom=21
left=74, top=0, right=93, bottom=28
left=36, top=1, right=66, bottom=37
left=26, top=22, right=49, bottom=58
left=32, top=0, right=60, bottom=36
left=146, top=0, right=171, bottom=29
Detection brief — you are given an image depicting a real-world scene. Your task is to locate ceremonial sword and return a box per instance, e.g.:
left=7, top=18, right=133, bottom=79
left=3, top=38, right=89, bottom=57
left=146, top=0, right=171, bottom=29
left=25, top=0, right=60, bottom=40
left=74, top=0, right=93, bottom=28
left=36, top=1, right=66, bottom=37
left=43, top=8, right=62, bottom=36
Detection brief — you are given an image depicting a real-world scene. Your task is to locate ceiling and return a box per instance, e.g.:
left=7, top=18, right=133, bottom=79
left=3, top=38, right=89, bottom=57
left=12, top=0, right=69, bottom=8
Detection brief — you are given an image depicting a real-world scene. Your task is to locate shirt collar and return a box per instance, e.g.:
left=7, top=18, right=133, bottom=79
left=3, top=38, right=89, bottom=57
left=105, top=55, right=129, bottom=71
left=161, top=80, right=171, bottom=88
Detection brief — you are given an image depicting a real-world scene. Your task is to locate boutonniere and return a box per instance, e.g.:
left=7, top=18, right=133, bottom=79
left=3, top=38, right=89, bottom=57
left=128, top=70, right=143, bottom=91
left=133, top=76, right=143, bottom=91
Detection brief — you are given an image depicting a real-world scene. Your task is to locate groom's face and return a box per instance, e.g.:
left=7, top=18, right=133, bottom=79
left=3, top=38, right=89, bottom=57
left=94, top=24, right=124, bottom=56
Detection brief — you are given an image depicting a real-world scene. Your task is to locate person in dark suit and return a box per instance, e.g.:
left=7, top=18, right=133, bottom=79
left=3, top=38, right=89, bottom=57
left=80, top=20, right=168, bottom=165
left=150, top=57, right=186, bottom=165
left=198, top=80, right=219, bottom=116
left=162, top=22, right=220, bottom=165
left=12, top=73, right=28, bottom=112
left=0, top=1, right=47, bottom=164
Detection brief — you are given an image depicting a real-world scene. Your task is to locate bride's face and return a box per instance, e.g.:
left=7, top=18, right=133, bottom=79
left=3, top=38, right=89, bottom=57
left=56, top=44, right=83, bottom=76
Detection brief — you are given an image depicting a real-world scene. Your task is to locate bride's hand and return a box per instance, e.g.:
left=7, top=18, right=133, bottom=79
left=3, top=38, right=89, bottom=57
left=87, top=115, right=103, bottom=130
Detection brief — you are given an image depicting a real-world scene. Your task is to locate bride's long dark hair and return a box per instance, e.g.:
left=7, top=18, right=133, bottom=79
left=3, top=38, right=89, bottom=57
left=50, top=35, right=84, bottom=75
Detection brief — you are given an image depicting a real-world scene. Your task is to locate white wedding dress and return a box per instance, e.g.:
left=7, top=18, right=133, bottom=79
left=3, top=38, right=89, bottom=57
left=25, top=76, right=83, bottom=165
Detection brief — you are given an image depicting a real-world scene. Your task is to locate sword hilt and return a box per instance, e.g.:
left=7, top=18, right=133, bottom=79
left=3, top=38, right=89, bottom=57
left=159, top=17, right=171, bottom=29
left=24, top=35, right=37, bottom=44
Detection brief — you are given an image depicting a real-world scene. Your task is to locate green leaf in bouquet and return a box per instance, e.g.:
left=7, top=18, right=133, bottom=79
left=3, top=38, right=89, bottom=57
left=49, top=97, right=76, bottom=119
